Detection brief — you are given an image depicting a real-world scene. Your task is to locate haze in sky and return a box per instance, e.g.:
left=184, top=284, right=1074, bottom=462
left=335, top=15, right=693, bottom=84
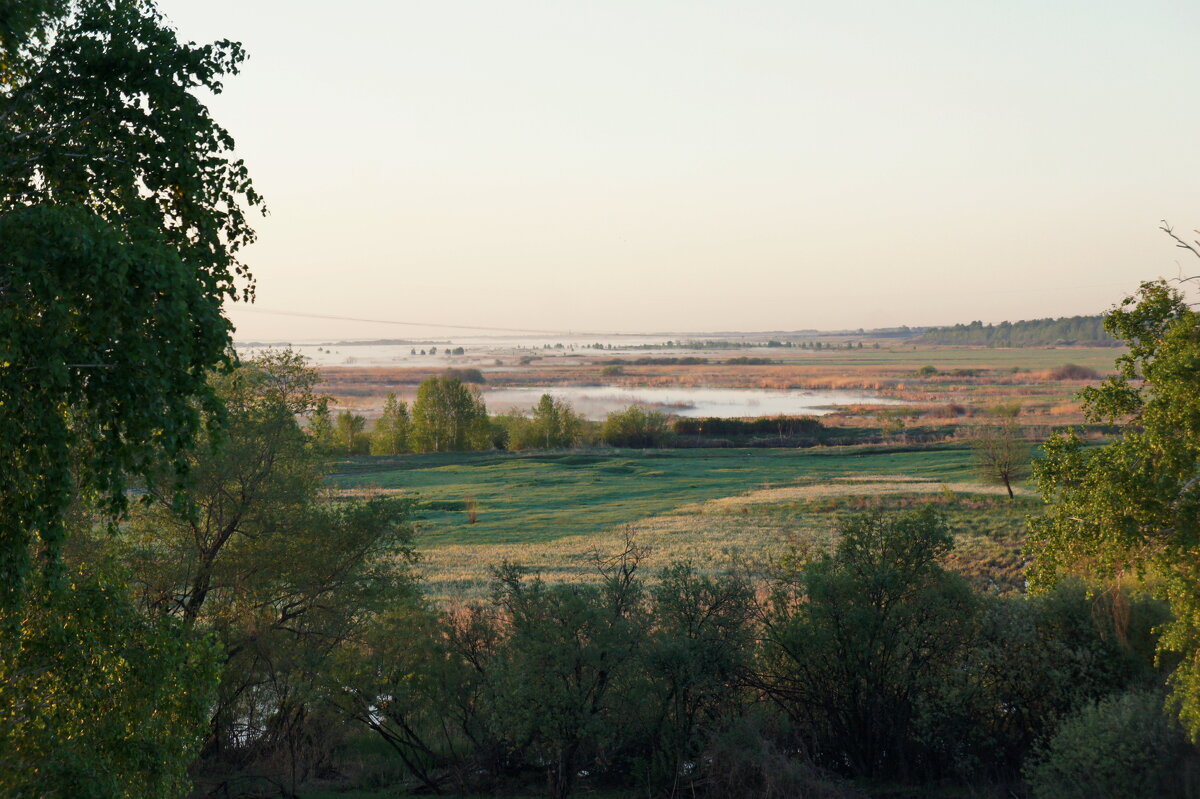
left=158, top=1, right=1200, bottom=342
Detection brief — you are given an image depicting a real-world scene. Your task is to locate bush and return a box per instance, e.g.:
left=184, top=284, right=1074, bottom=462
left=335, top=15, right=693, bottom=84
left=671, top=416, right=821, bottom=438
left=599, top=364, right=623, bottom=377
left=1025, top=689, right=1200, bottom=799
left=1047, top=363, right=1101, bottom=381
left=442, top=367, right=485, bottom=384
left=601, top=405, right=672, bottom=448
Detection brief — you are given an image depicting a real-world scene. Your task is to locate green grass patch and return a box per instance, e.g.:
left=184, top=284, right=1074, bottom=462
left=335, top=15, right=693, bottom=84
left=331, top=445, right=977, bottom=550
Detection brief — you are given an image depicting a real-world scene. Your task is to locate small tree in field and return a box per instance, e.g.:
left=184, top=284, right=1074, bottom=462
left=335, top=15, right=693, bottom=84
left=334, top=410, right=370, bottom=455
left=371, top=393, right=410, bottom=455
left=971, top=418, right=1031, bottom=498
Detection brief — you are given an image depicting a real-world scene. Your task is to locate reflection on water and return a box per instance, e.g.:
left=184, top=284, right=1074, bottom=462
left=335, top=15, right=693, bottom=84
left=483, top=386, right=905, bottom=421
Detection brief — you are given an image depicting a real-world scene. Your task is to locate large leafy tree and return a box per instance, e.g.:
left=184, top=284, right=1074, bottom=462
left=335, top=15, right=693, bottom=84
left=0, top=563, right=218, bottom=798
left=1028, top=262, right=1200, bottom=735
left=109, top=352, right=418, bottom=788
left=0, top=0, right=262, bottom=606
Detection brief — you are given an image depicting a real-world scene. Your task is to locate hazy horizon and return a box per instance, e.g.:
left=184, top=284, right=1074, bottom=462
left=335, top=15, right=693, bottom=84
left=158, top=1, right=1200, bottom=342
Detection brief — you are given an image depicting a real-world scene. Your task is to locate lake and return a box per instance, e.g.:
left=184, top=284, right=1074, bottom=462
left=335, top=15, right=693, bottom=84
left=482, top=386, right=906, bottom=420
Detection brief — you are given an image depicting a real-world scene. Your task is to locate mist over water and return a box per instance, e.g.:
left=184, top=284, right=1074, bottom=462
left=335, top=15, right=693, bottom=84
left=485, top=386, right=905, bottom=421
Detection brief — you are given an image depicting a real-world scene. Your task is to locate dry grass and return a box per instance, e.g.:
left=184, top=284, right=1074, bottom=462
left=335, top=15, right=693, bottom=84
left=315, top=345, right=1120, bottom=425
left=410, top=476, right=1033, bottom=599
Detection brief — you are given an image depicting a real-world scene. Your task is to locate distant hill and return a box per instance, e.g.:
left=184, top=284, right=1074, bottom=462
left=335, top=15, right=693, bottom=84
left=918, top=315, right=1116, bottom=346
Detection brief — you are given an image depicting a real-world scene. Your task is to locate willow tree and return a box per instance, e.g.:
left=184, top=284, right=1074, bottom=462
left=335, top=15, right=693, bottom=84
left=0, top=0, right=262, bottom=607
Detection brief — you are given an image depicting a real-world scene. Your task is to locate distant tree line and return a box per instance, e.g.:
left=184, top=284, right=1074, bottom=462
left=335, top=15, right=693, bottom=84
left=599, top=356, right=780, bottom=367
left=315, top=384, right=849, bottom=456
left=672, top=416, right=823, bottom=437
left=919, top=315, right=1117, bottom=346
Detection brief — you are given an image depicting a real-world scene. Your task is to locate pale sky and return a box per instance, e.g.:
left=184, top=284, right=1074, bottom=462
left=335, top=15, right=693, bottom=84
left=157, top=1, right=1200, bottom=341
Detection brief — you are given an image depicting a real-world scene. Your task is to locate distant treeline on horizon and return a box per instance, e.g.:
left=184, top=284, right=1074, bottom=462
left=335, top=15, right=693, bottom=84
left=918, top=314, right=1116, bottom=347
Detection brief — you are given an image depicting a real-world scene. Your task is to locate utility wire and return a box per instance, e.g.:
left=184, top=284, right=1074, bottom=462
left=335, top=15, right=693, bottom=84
left=238, top=307, right=619, bottom=337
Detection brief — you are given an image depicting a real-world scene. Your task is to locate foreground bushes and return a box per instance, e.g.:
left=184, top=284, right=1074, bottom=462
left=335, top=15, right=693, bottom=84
left=333, top=509, right=1188, bottom=797
left=1026, top=689, right=1200, bottom=799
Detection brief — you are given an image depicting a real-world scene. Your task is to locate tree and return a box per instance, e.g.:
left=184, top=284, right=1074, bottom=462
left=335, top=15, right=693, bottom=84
left=970, top=417, right=1031, bottom=498
left=334, top=409, right=369, bottom=455
left=410, top=376, right=490, bottom=452
left=0, top=0, right=262, bottom=607
left=0, top=562, right=219, bottom=799
left=307, top=396, right=335, bottom=452
left=1027, top=267, right=1200, bottom=737
left=531, top=393, right=582, bottom=449
left=757, top=508, right=977, bottom=779
left=601, top=405, right=671, bottom=448
left=502, top=394, right=584, bottom=450
left=371, top=393, right=410, bottom=455
left=485, top=544, right=649, bottom=799
left=108, top=352, right=418, bottom=786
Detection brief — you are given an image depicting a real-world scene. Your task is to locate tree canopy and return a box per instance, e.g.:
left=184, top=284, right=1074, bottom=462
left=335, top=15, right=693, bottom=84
left=0, top=0, right=262, bottom=606
left=410, top=376, right=491, bottom=452
left=1028, top=276, right=1200, bottom=737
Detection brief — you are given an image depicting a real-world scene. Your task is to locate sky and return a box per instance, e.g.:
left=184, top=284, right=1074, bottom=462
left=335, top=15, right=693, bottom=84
left=157, top=1, right=1200, bottom=342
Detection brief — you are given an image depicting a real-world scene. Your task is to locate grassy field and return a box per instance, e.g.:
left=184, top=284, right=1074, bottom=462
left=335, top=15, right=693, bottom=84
left=332, top=445, right=1037, bottom=597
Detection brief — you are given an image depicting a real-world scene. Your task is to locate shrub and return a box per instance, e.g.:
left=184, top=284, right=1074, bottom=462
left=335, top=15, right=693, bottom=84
left=601, top=405, right=672, bottom=448
left=600, top=364, right=623, bottom=377
left=1025, top=689, right=1200, bottom=799
left=442, top=367, right=485, bottom=384
left=1047, top=363, right=1101, bottom=381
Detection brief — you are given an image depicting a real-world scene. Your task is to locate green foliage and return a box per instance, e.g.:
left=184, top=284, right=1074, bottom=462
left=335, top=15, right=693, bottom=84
left=935, top=582, right=1167, bottom=776
left=1025, top=690, right=1200, bottom=799
left=0, top=0, right=262, bottom=607
left=308, top=396, right=335, bottom=452
left=108, top=352, right=418, bottom=788
left=0, top=565, right=218, bottom=799
left=970, top=419, right=1031, bottom=498
left=410, top=377, right=491, bottom=452
left=635, top=563, right=757, bottom=786
left=442, top=367, right=485, bottom=384
left=501, top=393, right=584, bottom=450
left=370, top=393, right=410, bottom=455
left=672, top=415, right=822, bottom=438
left=759, top=507, right=978, bottom=779
left=921, top=315, right=1116, bottom=346
left=1027, top=279, right=1200, bottom=737
left=343, top=544, right=760, bottom=797
left=601, top=404, right=672, bottom=448
left=335, top=409, right=370, bottom=455
left=487, top=551, right=649, bottom=799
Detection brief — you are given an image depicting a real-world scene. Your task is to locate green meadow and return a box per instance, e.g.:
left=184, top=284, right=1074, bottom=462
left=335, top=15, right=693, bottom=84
left=331, top=445, right=1035, bottom=596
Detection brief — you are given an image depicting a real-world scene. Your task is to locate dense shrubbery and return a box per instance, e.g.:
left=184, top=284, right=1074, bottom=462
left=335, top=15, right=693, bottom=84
left=602, top=405, right=673, bottom=447
left=1025, top=689, right=1199, bottom=799
left=442, top=367, right=486, bottom=384
left=495, top=394, right=587, bottom=450
left=601, top=356, right=710, bottom=365
left=672, top=415, right=822, bottom=438
left=326, top=509, right=1185, bottom=798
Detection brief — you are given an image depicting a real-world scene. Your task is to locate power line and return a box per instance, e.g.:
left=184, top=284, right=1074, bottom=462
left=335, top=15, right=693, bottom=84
left=238, top=307, right=615, bottom=337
